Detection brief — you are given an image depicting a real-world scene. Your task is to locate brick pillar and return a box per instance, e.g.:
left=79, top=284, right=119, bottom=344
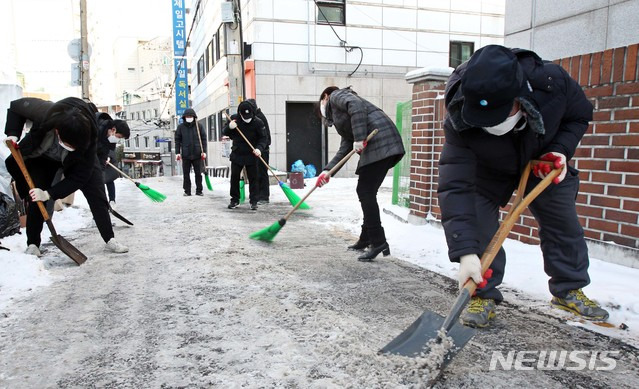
left=405, top=67, right=452, bottom=225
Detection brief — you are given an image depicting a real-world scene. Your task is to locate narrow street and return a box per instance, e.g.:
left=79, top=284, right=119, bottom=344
left=0, top=176, right=637, bottom=388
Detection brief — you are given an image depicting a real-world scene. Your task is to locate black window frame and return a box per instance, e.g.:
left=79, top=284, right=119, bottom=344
left=217, top=25, right=226, bottom=58
left=208, top=114, right=217, bottom=142
left=449, top=41, right=474, bottom=69
left=316, top=0, right=345, bottom=25
left=197, top=55, right=205, bottom=83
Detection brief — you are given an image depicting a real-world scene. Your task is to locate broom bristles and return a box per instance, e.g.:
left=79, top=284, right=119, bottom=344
left=136, top=183, right=167, bottom=202
left=249, top=219, right=285, bottom=241
left=239, top=179, right=246, bottom=204
left=205, top=174, right=213, bottom=191
left=280, top=182, right=310, bottom=209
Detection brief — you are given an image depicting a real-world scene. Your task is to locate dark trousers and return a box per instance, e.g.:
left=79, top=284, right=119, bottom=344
left=355, top=156, right=397, bottom=246
left=230, top=161, right=258, bottom=204
left=182, top=158, right=203, bottom=194
left=256, top=149, right=270, bottom=201
left=6, top=156, right=114, bottom=247
left=476, top=168, right=590, bottom=303
left=103, top=165, right=119, bottom=202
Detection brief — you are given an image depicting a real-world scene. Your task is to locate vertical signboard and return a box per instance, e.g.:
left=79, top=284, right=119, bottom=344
left=172, top=0, right=188, bottom=116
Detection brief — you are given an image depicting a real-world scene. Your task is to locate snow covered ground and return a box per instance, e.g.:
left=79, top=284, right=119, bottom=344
left=0, top=173, right=638, bottom=387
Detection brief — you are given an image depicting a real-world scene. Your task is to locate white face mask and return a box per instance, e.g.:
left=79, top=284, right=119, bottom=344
left=320, top=101, right=327, bottom=117
left=108, top=135, right=119, bottom=143
left=483, top=110, right=524, bottom=136
left=241, top=116, right=252, bottom=123
left=59, top=140, right=76, bottom=152
left=185, top=117, right=194, bottom=123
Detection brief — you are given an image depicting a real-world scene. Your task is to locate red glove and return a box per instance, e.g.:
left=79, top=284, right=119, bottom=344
left=316, top=171, right=330, bottom=188
left=533, top=152, right=566, bottom=184
left=473, top=268, right=494, bottom=296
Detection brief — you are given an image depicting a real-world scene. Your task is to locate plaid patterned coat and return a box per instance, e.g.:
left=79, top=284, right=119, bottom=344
left=324, top=87, right=405, bottom=174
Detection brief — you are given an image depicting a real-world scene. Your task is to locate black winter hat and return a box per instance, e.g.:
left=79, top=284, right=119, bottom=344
left=182, top=108, right=197, bottom=118
left=461, top=45, right=524, bottom=128
left=238, top=101, right=255, bottom=121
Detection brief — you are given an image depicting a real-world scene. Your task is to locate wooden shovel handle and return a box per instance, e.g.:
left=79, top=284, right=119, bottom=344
left=463, top=160, right=561, bottom=296
left=5, top=139, right=51, bottom=221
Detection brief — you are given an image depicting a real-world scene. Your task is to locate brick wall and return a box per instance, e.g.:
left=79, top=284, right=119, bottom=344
left=408, top=44, right=639, bottom=252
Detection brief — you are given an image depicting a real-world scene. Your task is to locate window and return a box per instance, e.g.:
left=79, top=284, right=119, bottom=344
left=449, top=41, right=474, bottom=68
left=214, top=33, right=220, bottom=62
left=142, top=111, right=146, bottom=120
left=153, top=135, right=158, bottom=146
left=217, top=25, right=226, bottom=58
left=197, top=55, right=205, bottom=83
left=209, top=36, right=217, bottom=69
left=130, top=113, right=135, bottom=120
left=125, top=139, right=130, bottom=147
left=135, top=137, right=139, bottom=148
left=154, top=109, right=159, bottom=118
left=316, top=0, right=345, bottom=25
left=208, top=114, right=217, bottom=142
left=136, top=112, right=140, bottom=120
left=205, top=42, right=211, bottom=73
left=144, top=136, right=149, bottom=148
left=218, top=108, right=229, bottom=140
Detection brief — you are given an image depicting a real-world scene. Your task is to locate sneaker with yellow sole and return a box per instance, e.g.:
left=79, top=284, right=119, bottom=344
left=460, top=297, right=496, bottom=328
left=551, top=289, right=609, bottom=321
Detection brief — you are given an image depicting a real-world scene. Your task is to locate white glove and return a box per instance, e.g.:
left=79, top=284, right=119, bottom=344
left=458, top=254, right=483, bottom=289
left=6, top=135, right=18, bottom=146
left=353, top=140, right=366, bottom=153
left=176, top=154, right=181, bottom=161
left=253, top=149, right=261, bottom=157
left=29, top=188, right=50, bottom=202
left=229, top=120, right=237, bottom=129
left=201, top=152, right=207, bottom=160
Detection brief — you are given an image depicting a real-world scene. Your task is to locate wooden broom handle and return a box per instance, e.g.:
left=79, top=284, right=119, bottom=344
left=223, top=111, right=281, bottom=182
left=281, top=129, right=379, bottom=221
left=107, top=161, right=136, bottom=184
left=5, top=139, right=51, bottom=221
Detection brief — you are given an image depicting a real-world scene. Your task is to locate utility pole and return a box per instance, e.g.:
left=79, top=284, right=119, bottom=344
left=80, top=0, right=90, bottom=99
left=224, top=0, right=244, bottom=113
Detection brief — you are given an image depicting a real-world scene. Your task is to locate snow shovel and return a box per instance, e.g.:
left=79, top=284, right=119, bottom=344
left=194, top=120, right=213, bottom=191
left=380, top=161, right=561, bottom=373
left=5, top=140, right=88, bottom=265
left=223, top=111, right=310, bottom=209
left=109, top=204, right=133, bottom=226
left=250, top=129, right=379, bottom=241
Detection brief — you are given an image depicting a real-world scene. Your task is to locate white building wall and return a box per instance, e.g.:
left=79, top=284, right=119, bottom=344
left=190, top=0, right=505, bottom=175
left=504, top=0, right=639, bottom=60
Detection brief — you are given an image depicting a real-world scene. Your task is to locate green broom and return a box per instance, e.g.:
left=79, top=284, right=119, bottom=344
left=223, top=112, right=309, bottom=209
left=107, top=161, right=167, bottom=202
left=250, top=129, right=378, bottom=241
left=239, top=177, right=246, bottom=203
left=195, top=121, right=213, bottom=191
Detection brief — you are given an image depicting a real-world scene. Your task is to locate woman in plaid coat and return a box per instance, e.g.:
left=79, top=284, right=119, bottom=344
left=317, top=86, right=405, bottom=261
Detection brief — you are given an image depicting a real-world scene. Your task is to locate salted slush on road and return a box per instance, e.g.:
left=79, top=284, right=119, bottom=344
left=0, top=175, right=638, bottom=388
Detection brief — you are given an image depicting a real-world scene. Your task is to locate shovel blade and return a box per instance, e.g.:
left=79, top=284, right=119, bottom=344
left=50, top=234, right=87, bottom=266
left=380, top=310, right=475, bottom=367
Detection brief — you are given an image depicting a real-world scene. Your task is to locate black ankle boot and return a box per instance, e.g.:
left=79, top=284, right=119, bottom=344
left=347, top=240, right=370, bottom=251
left=357, top=242, right=390, bottom=262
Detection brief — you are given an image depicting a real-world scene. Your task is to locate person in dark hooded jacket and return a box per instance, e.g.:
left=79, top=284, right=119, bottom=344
left=246, top=99, right=271, bottom=204
left=4, top=97, right=128, bottom=256
left=317, top=86, right=405, bottom=262
left=438, top=45, right=608, bottom=328
left=96, top=113, right=130, bottom=208
left=175, top=108, right=207, bottom=196
left=222, top=101, right=267, bottom=210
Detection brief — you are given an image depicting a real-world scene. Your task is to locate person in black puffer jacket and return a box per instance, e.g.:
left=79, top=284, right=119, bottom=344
left=4, top=97, right=129, bottom=256
left=222, top=101, right=267, bottom=210
left=246, top=99, right=271, bottom=204
left=175, top=108, right=207, bottom=196
left=438, top=45, right=608, bottom=328
left=95, top=113, right=130, bottom=208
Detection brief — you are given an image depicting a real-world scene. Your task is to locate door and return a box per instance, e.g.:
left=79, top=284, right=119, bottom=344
left=286, top=102, right=324, bottom=173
